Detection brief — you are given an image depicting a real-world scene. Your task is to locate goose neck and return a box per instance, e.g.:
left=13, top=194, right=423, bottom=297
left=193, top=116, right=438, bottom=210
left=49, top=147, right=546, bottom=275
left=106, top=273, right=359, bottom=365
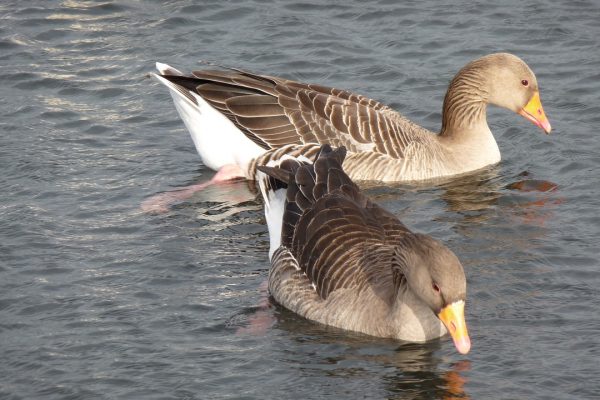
left=440, top=68, right=490, bottom=138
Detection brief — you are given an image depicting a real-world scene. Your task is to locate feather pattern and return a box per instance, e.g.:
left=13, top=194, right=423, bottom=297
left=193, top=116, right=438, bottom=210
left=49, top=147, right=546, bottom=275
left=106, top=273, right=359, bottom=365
left=258, top=145, right=469, bottom=344
left=157, top=65, right=446, bottom=181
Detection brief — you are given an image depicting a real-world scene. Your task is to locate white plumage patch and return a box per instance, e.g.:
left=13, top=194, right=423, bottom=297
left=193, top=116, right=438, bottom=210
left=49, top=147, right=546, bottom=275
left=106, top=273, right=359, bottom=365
left=256, top=154, right=312, bottom=261
left=295, top=154, right=312, bottom=164
left=257, top=160, right=287, bottom=260
left=265, top=187, right=286, bottom=260
left=156, top=62, right=183, bottom=76
left=152, top=63, right=266, bottom=173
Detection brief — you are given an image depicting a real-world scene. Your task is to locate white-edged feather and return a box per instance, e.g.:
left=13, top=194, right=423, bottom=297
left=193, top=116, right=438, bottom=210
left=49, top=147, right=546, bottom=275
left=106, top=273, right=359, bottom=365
left=152, top=63, right=266, bottom=174
left=264, top=186, right=286, bottom=260
left=156, top=62, right=183, bottom=76
left=256, top=153, right=313, bottom=260
left=295, top=154, right=312, bottom=164
left=257, top=172, right=285, bottom=260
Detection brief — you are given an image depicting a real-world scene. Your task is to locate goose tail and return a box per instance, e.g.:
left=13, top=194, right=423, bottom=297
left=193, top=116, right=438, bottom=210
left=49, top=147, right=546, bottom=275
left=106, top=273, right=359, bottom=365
left=257, top=145, right=352, bottom=259
left=152, top=62, right=266, bottom=175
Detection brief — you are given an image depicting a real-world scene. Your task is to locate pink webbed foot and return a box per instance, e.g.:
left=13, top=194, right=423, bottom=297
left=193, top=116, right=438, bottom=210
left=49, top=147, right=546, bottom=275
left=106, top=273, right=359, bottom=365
left=141, top=164, right=245, bottom=214
left=236, top=280, right=276, bottom=335
left=236, top=309, right=276, bottom=335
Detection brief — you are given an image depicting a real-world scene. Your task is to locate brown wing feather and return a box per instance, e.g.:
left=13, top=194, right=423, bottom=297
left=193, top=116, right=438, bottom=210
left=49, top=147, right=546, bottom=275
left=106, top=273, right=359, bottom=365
left=260, top=145, right=410, bottom=300
left=161, top=67, right=425, bottom=160
left=295, top=193, right=410, bottom=299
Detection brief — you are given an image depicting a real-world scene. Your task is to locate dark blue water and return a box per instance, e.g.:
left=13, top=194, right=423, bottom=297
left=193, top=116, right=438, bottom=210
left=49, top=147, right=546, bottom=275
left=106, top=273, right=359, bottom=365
left=2, top=1, right=600, bottom=399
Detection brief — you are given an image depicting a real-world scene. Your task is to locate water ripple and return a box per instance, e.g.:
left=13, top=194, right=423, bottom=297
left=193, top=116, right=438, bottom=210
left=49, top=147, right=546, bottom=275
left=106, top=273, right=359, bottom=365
left=1, top=0, right=599, bottom=399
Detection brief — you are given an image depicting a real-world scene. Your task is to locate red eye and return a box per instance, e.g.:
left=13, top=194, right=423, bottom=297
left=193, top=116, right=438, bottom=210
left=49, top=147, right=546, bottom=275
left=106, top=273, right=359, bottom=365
left=432, top=283, right=441, bottom=293
left=521, top=79, right=529, bottom=86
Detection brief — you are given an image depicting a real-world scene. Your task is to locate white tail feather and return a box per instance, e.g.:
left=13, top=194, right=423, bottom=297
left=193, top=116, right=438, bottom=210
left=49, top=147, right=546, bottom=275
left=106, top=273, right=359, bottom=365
left=257, top=154, right=315, bottom=260
left=257, top=172, right=285, bottom=260
left=153, top=63, right=266, bottom=174
left=155, top=62, right=183, bottom=76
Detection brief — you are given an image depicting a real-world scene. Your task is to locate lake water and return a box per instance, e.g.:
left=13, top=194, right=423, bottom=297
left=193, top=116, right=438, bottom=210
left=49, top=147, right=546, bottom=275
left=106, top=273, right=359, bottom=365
left=2, top=1, right=600, bottom=399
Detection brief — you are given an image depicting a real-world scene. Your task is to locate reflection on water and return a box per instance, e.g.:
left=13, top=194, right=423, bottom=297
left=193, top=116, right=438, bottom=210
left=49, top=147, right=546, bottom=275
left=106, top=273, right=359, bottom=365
left=434, top=167, right=561, bottom=231
left=231, top=281, right=471, bottom=399
left=252, top=305, right=471, bottom=400
left=441, top=361, right=470, bottom=400
left=438, top=166, right=504, bottom=217
left=504, top=174, right=562, bottom=228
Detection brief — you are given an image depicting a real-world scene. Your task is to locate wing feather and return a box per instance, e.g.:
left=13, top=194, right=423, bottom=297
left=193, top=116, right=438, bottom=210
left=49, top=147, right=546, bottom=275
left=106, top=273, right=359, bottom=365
left=159, top=66, right=430, bottom=160
left=268, top=146, right=411, bottom=299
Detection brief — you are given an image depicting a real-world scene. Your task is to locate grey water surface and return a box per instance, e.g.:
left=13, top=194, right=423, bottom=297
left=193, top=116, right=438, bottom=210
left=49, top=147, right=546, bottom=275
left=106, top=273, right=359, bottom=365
left=2, top=1, right=600, bottom=399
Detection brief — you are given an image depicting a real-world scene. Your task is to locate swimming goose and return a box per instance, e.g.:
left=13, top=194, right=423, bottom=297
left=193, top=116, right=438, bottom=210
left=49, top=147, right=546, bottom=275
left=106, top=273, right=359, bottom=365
left=257, top=145, right=471, bottom=354
left=153, top=53, right=550, bottom=184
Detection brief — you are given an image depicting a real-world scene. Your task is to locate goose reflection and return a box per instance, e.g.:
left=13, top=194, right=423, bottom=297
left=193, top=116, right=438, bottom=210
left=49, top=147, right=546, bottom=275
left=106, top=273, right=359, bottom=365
left=263, top=305, right=471, bottom=400
left=357, top=164, right=559, bottom=238
left=436, top=166, right=505, bottom=222
left=428, top=166, right=559, bottom=226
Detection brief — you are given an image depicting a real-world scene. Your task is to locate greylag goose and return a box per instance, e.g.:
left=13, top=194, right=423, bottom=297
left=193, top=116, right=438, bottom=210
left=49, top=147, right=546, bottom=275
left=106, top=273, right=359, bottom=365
left=153, top=53, right=550, bottom=184
left=257, top=144, right=471, bottom=354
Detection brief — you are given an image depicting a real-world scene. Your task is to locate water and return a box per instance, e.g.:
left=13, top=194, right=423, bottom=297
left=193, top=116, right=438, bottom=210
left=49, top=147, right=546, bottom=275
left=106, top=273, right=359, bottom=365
left=1, top=0, right=599, bottom=398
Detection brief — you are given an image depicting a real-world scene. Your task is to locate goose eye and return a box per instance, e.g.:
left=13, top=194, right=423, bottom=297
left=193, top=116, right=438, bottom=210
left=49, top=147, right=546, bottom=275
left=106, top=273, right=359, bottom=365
left=432, top=283, right=441, bottom=293
left=521, top=79, right=529, bottom=86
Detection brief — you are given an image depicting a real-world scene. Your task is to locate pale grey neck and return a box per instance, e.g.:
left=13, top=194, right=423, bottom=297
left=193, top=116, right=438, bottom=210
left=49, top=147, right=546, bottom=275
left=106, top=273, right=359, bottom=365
left=390, top=283, right=445, bottom=341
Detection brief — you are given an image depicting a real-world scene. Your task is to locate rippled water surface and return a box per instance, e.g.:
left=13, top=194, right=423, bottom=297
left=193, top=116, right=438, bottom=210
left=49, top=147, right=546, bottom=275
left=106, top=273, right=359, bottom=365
left=2, top=1, right=600, bottom=399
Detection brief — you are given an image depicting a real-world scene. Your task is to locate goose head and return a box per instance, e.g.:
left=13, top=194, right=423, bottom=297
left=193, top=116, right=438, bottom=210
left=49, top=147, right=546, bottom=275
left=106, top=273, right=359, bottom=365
left=442, top=53, right=551, bottom=135
left=395, top=234, right=471, bottom=354
left=485, top=53, right=551, bottom=133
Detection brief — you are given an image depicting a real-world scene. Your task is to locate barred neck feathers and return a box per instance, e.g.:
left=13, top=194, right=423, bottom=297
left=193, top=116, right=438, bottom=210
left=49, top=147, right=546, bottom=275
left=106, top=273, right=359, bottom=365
left=440, top=59, right=490, bottom=137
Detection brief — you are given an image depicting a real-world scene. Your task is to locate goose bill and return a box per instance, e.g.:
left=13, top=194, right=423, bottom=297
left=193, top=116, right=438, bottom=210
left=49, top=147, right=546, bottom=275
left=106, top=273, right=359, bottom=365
left=518, top=91, right=552, bottom=134
left=438, top=300, right=471, bottom=355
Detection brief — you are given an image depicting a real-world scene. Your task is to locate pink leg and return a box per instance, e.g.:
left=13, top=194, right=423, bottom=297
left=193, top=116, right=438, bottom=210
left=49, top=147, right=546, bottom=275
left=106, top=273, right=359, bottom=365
left=236, top=280, right=277, bottom=335
left=141, top=164, right=245, bottom=213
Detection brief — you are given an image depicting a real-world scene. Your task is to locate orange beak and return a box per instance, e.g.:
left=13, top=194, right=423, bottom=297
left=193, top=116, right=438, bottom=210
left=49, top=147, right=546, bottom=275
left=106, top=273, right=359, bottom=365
left=438, top=300, right=471, bottom=355
left=518, top=91, right=552, bottom=134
